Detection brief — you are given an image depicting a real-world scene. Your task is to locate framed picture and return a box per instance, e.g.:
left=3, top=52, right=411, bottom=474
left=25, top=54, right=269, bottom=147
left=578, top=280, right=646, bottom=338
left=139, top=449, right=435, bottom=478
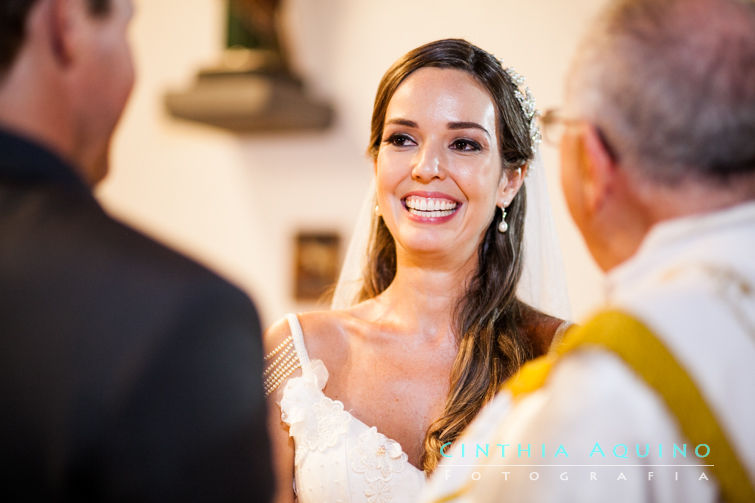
left=293, top=231, right=341, bottom=302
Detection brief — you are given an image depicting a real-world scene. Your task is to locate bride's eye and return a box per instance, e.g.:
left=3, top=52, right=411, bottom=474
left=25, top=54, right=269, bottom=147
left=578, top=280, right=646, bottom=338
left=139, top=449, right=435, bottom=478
left=384, top=133, right=416, bottom=147
left=450, top=139, right=482, bottom=152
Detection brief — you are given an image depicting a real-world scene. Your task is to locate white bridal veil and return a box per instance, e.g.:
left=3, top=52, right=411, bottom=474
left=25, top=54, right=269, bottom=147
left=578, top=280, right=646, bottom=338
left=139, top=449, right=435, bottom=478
left=330, top=149, right=572, bottom=321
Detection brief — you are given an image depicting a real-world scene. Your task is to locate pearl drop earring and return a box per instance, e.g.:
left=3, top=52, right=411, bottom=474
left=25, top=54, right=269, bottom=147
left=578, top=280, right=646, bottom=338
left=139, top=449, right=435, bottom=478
left=498, top=208, right=509, bottom=233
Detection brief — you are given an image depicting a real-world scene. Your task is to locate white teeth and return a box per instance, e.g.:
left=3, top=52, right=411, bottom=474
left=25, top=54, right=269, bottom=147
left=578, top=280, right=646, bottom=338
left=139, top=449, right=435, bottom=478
left=405, top=195, right=458, bottom=213
left=408, top=208, right=456, bottom=217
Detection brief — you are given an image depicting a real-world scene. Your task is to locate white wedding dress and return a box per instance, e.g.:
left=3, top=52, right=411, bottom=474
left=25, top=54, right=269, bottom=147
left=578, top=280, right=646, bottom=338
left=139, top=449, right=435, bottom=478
left=278, top=314, right=426, bottom=503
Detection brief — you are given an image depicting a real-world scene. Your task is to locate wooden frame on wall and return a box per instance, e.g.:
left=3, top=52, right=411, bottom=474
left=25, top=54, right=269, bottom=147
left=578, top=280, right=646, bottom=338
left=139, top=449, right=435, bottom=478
left=293, top=231, right=341, bottom=302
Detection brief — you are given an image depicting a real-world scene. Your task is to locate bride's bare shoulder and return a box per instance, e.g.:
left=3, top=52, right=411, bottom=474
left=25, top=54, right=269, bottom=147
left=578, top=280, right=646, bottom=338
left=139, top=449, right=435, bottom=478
left=264, top=308, right=370, bottom=362
left=263, top=316, right=294, bottom=355
left=518, top=304, right=571, bottom=356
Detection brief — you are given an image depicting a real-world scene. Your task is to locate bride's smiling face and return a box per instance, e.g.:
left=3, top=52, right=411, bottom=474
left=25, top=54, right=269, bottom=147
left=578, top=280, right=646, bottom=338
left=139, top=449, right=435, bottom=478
left=375, top=67, right=518, bottom=261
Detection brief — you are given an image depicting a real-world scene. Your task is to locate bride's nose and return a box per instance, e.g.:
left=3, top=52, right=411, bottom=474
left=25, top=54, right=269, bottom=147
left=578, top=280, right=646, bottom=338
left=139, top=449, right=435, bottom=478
left=411, top=142, right=445, bottom=182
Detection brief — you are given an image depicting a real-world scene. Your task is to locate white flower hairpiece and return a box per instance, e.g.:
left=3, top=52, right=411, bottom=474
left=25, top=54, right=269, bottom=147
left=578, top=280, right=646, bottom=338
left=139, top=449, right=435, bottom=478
left=499, top=60, right=542, bottom=157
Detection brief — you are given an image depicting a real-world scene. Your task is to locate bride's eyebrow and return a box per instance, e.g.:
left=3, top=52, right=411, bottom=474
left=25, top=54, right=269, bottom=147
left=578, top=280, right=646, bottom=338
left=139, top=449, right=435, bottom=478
left=447, top=121, right=490, bottom=138
left=385, top=118, right=490, bottom=138
left=385, top=118, right=417, bottom=128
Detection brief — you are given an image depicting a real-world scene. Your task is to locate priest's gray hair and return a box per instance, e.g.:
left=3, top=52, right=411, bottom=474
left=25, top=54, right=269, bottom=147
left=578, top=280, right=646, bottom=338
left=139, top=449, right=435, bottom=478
left=567, top=0, right=755, bottom=185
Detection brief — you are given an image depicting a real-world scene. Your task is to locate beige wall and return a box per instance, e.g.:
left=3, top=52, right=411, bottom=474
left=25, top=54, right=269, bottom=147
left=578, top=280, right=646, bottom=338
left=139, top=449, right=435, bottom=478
left=98, top=0, right=608, bottom=328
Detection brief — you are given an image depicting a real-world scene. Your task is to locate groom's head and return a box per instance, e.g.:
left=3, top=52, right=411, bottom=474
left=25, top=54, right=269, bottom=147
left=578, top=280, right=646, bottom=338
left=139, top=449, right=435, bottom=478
left=558, top=0, right=755, bottom=271
left=0, top=0, right=135, bottom=186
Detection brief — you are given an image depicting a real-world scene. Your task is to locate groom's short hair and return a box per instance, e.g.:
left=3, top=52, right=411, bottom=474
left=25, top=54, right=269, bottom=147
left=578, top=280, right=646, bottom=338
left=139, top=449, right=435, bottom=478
left=0, top=0, right=111, bottom=78
left=568, top=0, right=755, bottom=186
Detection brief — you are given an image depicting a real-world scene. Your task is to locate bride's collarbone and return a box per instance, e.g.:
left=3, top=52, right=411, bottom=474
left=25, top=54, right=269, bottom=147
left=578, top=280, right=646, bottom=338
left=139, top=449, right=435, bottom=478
left=298, top=312, right=452, bottom=448
left=325, top=342, right=453, bottom=399
left=320, top=355, right=450, bottom=461
left=303, top=314, right=455, bottom=378
left=324, top=354, right=450, bottom=409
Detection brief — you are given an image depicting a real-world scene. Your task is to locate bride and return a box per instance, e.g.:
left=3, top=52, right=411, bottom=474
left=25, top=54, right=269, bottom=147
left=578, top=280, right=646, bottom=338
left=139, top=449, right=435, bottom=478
left=263, top=38, right=570, bottom=502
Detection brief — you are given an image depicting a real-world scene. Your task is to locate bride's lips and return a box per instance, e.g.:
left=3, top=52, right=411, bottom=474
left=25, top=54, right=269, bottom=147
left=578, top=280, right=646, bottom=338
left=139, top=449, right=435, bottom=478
left=401, top=191, right=462, bottom=223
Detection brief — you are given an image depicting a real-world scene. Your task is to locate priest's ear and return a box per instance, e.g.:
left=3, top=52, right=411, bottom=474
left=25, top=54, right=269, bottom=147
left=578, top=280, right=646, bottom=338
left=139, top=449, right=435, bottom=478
left=578, top=124, right=618, bottom=214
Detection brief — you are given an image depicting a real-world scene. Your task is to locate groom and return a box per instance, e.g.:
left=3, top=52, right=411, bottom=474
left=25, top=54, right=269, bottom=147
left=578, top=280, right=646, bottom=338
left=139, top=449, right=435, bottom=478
left=422, top=0, right=755, bottom=501
left=0, top=0, right=271, bottom=500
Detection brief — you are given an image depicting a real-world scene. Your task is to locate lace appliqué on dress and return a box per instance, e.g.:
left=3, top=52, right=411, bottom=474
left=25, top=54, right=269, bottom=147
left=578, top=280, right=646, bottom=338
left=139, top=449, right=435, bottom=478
left=350, top=426, right=409, bottom=503
left=279, top=359, right=351, bottom=464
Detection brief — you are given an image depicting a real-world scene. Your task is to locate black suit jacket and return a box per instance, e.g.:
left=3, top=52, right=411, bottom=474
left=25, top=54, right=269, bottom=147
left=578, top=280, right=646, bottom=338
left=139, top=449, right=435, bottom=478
left=0, top=128, right=273, bottom=502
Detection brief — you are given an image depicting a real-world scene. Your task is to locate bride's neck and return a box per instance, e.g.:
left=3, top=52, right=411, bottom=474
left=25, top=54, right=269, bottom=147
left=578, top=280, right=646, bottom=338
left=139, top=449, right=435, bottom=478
left=375, top=252, right=477, bottom=339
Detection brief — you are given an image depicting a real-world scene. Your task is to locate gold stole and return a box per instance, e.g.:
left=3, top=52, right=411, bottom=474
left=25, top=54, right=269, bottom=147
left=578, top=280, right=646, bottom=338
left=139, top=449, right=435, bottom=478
left=503, top=310, right=755, bottom=503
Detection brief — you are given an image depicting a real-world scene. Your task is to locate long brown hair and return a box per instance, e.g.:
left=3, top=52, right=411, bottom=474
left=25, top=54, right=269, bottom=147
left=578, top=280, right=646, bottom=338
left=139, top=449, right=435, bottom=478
left=360, top=39, right=536, bottom=473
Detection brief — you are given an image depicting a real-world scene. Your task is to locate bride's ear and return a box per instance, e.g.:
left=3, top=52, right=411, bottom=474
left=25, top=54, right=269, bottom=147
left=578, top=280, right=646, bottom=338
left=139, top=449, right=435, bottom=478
left=496, top=165, right=526, bottom=208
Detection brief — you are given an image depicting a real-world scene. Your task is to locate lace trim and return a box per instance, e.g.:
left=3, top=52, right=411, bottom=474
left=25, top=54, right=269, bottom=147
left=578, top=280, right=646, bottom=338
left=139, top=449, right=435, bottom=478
left=364, top=479, right=392, bottom=503
left=350, top=426, right=408, bottom=502
left=280, top=359, right=351, bottom=462
left=263, top=335, right=301, bottom=396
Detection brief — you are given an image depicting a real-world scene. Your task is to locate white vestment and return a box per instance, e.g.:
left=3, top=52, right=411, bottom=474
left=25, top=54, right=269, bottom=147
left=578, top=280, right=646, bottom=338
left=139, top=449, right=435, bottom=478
left=420, top=202, right=755, bottom=503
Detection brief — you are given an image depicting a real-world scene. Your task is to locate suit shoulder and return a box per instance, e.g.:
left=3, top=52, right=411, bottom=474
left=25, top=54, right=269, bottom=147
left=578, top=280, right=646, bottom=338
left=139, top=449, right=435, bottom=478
left=83, top=205, right=258, bottom=323
left=82, top=208, right=249, bottom=299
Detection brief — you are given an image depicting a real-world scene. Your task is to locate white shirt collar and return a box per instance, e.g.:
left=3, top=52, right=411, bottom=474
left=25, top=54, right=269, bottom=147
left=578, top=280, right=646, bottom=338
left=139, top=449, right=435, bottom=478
left=606, top=201, right=755, bottom=300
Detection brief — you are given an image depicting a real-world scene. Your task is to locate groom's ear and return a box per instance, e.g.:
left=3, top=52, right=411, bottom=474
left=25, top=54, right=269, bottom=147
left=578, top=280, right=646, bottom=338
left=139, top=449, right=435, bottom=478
left=47, top=0, right=80, bottom=69
left=496, top=165, right=526, bottom=208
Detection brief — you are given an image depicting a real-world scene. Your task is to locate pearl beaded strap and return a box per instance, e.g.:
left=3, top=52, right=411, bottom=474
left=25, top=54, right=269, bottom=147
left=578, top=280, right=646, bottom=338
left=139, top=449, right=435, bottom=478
left=263, top=335, right=301, bottom=397
left=264, top=334, right=292, bottom=362
left=262, top=315, right=311, bottom=397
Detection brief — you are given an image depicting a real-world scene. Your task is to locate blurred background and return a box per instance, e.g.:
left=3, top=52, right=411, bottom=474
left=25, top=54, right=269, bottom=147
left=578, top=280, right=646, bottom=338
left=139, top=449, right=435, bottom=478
left=98, top=0, right=609, bottom=328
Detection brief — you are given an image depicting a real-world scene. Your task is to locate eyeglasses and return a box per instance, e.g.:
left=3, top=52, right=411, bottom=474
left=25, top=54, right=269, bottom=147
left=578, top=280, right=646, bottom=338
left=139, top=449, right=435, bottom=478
left=539, top=108, right=620, bottom=161
left=538, top=108, right=581, bottom=146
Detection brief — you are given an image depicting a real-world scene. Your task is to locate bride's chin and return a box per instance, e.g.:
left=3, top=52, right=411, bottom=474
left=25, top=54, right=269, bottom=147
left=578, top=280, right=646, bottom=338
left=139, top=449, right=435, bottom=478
left=396, top=233, right=460, bottom=257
